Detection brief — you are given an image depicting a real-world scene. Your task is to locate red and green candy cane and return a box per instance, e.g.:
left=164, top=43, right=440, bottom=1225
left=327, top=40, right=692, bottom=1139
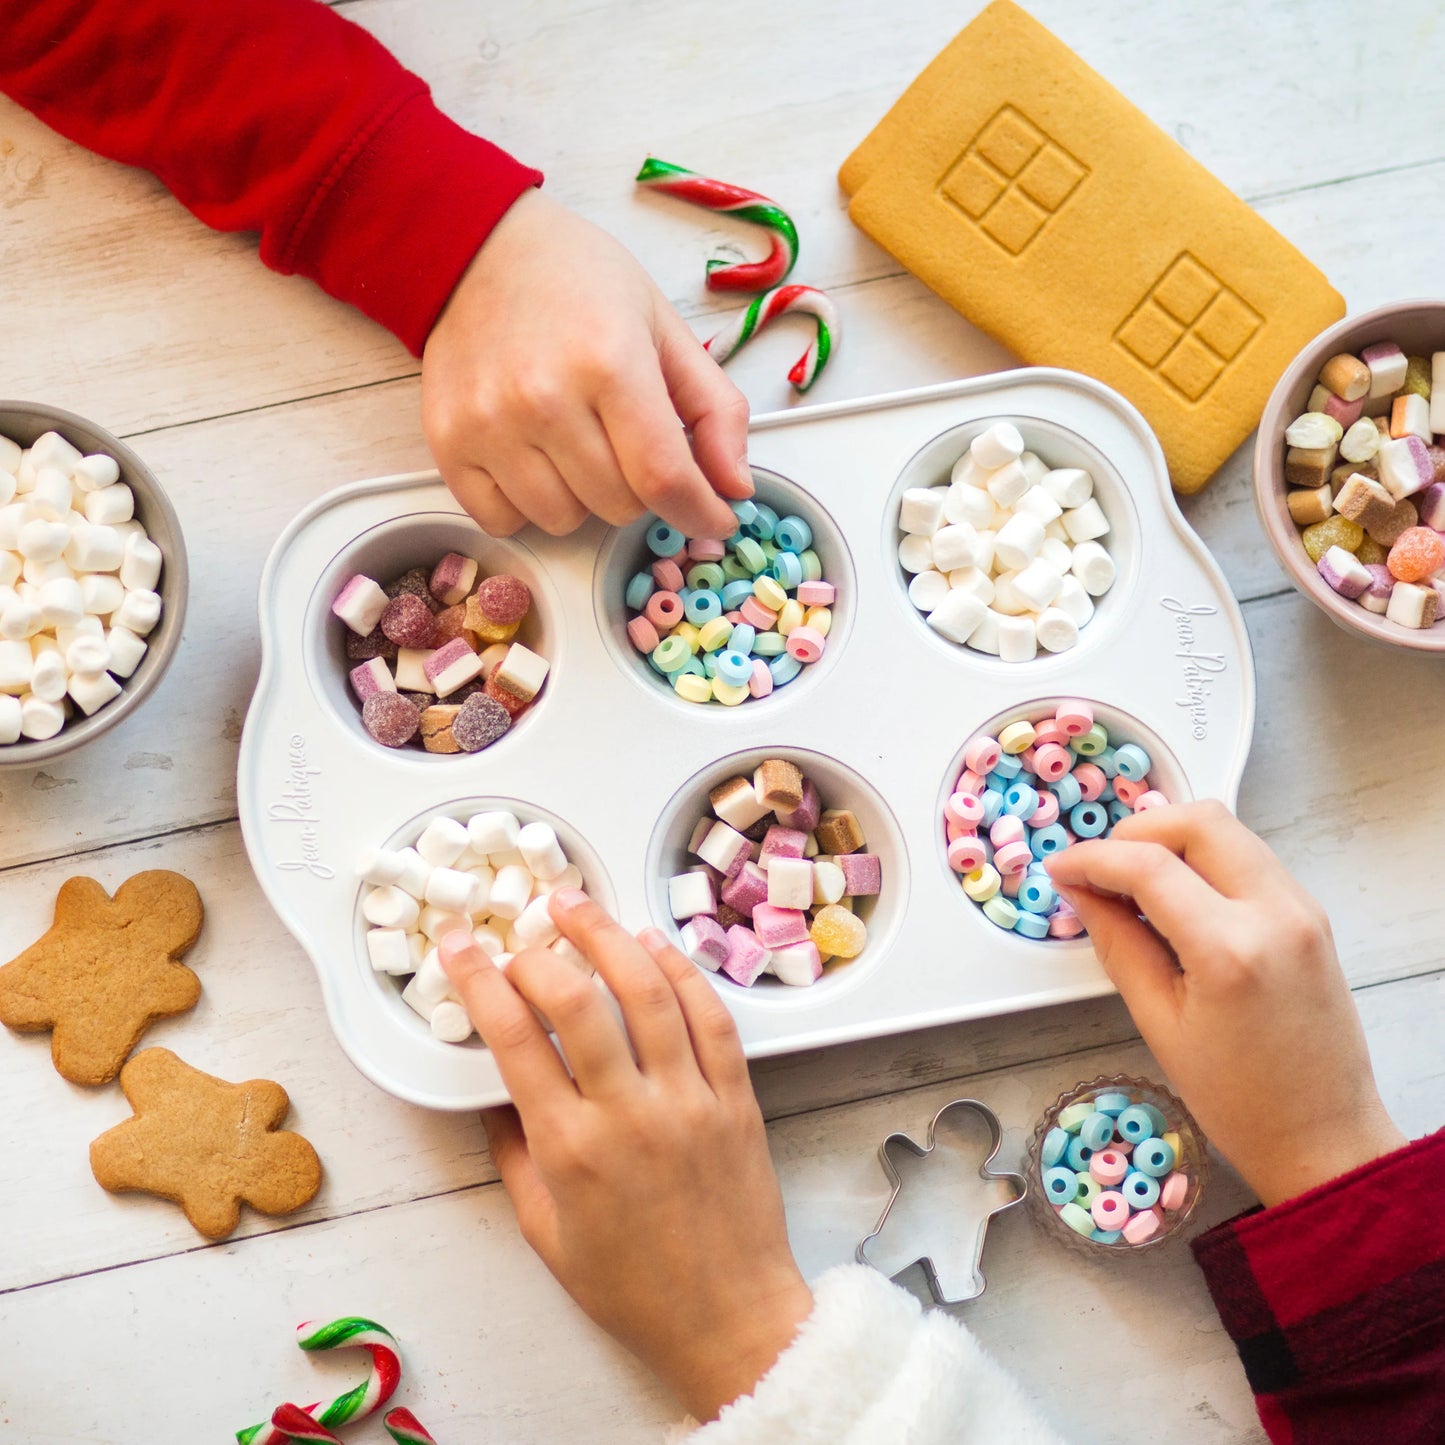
left=705, top=284, right=840, bottom=393
left=635, top=157, right=799, bottom=293
left=384, top=1407, right=439, bottom=1443
left=237, top=1317, right=402, bottom=1444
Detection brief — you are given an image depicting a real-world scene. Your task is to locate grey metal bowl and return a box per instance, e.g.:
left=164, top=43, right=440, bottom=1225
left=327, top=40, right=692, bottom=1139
left=0, top=401, right=188, bottom=767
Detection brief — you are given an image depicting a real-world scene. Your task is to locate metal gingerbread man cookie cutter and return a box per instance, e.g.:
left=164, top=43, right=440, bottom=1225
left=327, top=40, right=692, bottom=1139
left=856, top=1098, right=1028, bottom=1306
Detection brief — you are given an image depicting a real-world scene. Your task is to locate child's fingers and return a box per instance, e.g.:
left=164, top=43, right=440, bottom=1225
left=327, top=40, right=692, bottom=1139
left=544, top=413, right=646, bottom=528
left=1046, top=838, right=1222, bottom=946
left=1108, top=800, right=1291, bottom=899
left=481, top=1105, right=560, bottom=1259
left=440, top=932, right=574, bottom=1115
left=492, top=446, right=590, bottom=537
left=548, top=891, right=698, bottom=1082
left=637, top=927, right=752, bottom=1099
left=443, top=463, right=527, bottom=538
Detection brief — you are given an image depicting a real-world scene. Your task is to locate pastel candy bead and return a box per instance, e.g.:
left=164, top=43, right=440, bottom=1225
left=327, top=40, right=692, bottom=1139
left=1065, top=1136, right=1094, bottom=1172
left=1043, top=1165, right=1077, bottom=1204
left=646, top=591, right=684, bottom=629
left=1134, top=1138, right=1176, bottom=1178
left=981, top=895, right=1020, bottom=930
left=1055, top=701, right=1093, bottom=736
left=684, top=589, right=722, bottom=625
left=1071, top=763, right=1106, bottom=801
left=768, top=652, right=803, bottom=686
left=1048, top=906, right=1085, bottom=939
left=1073, top=1172, right=1101, bottom=1207
left=1094, top=1092, right=1131, bottom=1117
left=946, top=791, right=985, bottom=828
left=1028, top=791, right=1061, bottom=828
left=990, top=814, right=1025, bottom=848
left=715, top=648, right=753, bottom=687
left=1031, top=743, right=1073, bottom=782
left=1013, top=911, right=1049, bottom=939
left=1159, top=1172, right=1190, bottom=1212
left=994, top=841, right=1032, bottom=875
left=1003, top=782, right=1039, bottom=819
left=1029, top=824, right=1069, bottom=859
left=626, top=615, right=660, bottom=654
left=786, top=625, right=826, bottom=663
left=1123, top=1171, right=1161, bottom=1210
left=1088, top=1148, right=1129, bottom=1186
left=647, top=520, right=685, bottom=556
left=676, top=673, right=712, bottom=703
left=992, top=752, right=1023, bottom=779
left=1091, top=1191, right=1129, bottom=1231
left=1161, top=1129, right=1182, bottom=1159
left=1069, top=802, right=1108, bottom=838
left=1017, top=876, right=1055, bottom=914
left=1122, top=1209, right=1162, bottom=1245
left=1115, top=1105, right=1154, bottom=1144
left=1071, top=724, right=1108, bottom=756
left=1079, top=1111, right=1115, bottom=1151
left=1091, top=1228, right=1123, bottom=1244
left=947, top=834, right=987, bottom=873
left=1050, top=773, right=1082, bottom=811
left=1112, top=775, right=1147, bottom=806
left=743, top=502, right=779, bottom=540
left=1113, top=743, right=1151, bottom=780
left=998, top=720, right=1036, bottom=753
left=1139, top=1102, right=1168, bottom=1135
left=962, top=863, right=1001, bottom=902
left=1057, top=1101, right=1094, bottom=1134
left=1041, top=1127, right=1070, bottom=1168
left=965, top=736, right=1002, bottom=774
left=1058, top=1201, right=1095, bottom=1237
left=1133, top=789, right=1169, bottom=813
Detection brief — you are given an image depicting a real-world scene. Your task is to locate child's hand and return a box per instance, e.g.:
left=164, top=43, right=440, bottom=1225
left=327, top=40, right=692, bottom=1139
left=422, top=189, right=751, bottom=540
left=1047, top=802, right=1405, bottom=1207
left=439, top=891, right=812, bottom=1422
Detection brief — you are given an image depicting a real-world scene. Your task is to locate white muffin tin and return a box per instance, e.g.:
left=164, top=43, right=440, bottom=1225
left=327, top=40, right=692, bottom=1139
left=238, top=371, right=1255, bottom=1111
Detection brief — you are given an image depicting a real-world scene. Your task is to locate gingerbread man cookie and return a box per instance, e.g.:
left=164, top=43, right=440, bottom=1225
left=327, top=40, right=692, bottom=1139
left=89, top=1047, right=323, bottom=1239
left=0, top=870, right=204, bottom=1086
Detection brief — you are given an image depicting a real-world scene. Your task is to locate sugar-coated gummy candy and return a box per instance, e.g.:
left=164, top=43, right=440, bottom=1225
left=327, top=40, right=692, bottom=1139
left=362, top=690, right=421, bottom=748
left=1300, top=515, right=1363, bottom=563
left=809, top=904, right=866, bottom=960
left=452, top=692, right=511, bottom=752
left=1386, top=526, right=1445, bottom=583
left=380, top=593, right=437, bottom=649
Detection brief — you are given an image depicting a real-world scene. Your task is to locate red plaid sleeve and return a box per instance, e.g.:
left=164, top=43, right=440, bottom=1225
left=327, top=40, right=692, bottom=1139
left=1192, top=1130, right=1445, bottom=1443
left=0, top=0, right=542, bottom=355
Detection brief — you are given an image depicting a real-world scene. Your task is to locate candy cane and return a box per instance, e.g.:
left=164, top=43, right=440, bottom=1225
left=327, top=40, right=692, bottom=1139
left=269, top=1403, right=343, bottom=1443
left=384, top=1407, right=439, bottom=1444
left=705, top=285, right=840, bottom=393
left=236, top=1318, right=402, bottom=1444
left=636, top=157, right=799, bottom=293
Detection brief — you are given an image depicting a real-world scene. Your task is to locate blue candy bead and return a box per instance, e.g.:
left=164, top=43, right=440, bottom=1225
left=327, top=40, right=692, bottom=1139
left=992, top=753, right=1023, bottom=780
left=1026, top=857, right=1052, bottom=875
left=715, top=649, right=753, bottom=687
left=1041, top=1127, right=1070, bottom=1168
left=1114, top=743, right=1152, bottom=781
left=646, top=520, right=685, bottom=557
left=1065, top=1136, right=1094, bottom=1172
left=774, top=515, right=813, bottom=552
left=1094, top=746, right=1119, bottom=778
left=1013, top=911, right=1049, bottom=939
left=985, top=769, right=1013, bottom=793
left=1003, top=782, right=1039, bottom=820
left=625, top=572, right=655, bottom=611
left=981, top=790, right=1005, bottom=827
left=1018, top=877, right=1055, bottom=915
left=701, top=652, right=720, bottom=677
left=729, top=499, right=759, bottom=527
left=1097, top=782, right=1115, bottom=803
left=768, top=652, right=803, bottom=686
left=1116, top=1105, right=1154, bottom=1144
left=1029, top=824, right=1069, bottom=859
left=683, top=589, right=722, bottom=625
left=721, top=578, right=755, bottom=609
left=730, top=623, right=757, bottom=655
left=1139, top=1102, right=1168, bottom=1135
left=743, top=502, right=779, bottom=541
left=1091, top=1228, right=1123, bottom=1244
left=1050, top=774, right=1082, bottom=811
left=1134, top=1138, right=1176, bottom=1178
left=677, top=656, right=706, bottom=679
left=1069, top=801, right=1109, bottom=838
left=1123, top=1171, right=1161, bottom=1209
left=1094, top=1092, right=1131, bottom=1118
left=1043, top=1166, right=1077, bottom=1205
left=1108, top=799, right=1133, bottom=825
left=770, top=551, right=804, bottom=588
left=1079, top=1111, right=1115, bottom=1151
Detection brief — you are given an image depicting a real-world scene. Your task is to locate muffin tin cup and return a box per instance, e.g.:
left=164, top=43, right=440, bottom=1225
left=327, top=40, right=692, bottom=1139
left=240, top=372, right=1255, bottom=1111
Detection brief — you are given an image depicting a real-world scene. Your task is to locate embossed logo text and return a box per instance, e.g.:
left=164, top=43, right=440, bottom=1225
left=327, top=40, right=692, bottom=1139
left=1161, top=598, right=1224, bottom=740
left=267, top=733, right=333, bottom=879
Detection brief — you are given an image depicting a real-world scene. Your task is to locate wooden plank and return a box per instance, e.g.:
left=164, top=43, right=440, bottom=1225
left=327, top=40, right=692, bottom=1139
left=0, top=968, right=1435, bottom=1442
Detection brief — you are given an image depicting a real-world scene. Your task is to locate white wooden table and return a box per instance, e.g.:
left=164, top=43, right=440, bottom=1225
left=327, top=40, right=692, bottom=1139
left=1, top=3, right=1440, bottom=1438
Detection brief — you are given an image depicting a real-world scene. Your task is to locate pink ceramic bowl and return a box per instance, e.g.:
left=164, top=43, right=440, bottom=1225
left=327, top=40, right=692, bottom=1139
left=1253, top=299, right=1445, bottom=654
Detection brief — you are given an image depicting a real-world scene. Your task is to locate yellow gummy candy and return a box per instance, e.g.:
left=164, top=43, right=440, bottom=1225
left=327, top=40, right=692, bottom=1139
left=810, top=903, right=867, bottom=959
left=1356, top=536, right=1387, bottom=567
left=1403, top=355, right=1432, bottom=398
left=1301, top=515, right=1364, bottom=562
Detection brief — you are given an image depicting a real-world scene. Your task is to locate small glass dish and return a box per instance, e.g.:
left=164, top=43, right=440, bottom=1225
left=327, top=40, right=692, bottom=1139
left=1026, top=1072, right=1209, bottom=1254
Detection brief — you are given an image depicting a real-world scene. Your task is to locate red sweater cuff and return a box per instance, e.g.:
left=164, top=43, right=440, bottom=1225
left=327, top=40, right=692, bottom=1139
left=273, top=89, right=543, bottom=356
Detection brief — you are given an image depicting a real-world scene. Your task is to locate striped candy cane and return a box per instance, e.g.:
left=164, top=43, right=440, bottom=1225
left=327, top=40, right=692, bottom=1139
left=268, top=1403, right=343, bottom=1442
left=705, top=285, right=840, bottom=393
left=384, top=1407, right=439, bottom=1444
left=237, top=1318, right=402, bottom=1444
left=636, top=157, right=799, bottom=293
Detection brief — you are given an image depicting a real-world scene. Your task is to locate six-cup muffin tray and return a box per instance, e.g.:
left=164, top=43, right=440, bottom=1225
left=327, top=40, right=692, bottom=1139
left=237, top=371, right=1256, bottom=1111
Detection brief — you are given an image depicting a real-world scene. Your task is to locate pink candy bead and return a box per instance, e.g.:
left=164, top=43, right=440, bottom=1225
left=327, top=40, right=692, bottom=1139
left=1122, top=1208, right=1162, bottom=1245
left=947, top=835, right=987, bottom=873
left=1048, top=905, right=1085, bottom=939
left=646, top=591, right=683, bottom=629
left=945, top=791, right=985, bottom=828
left=990, top=815, right=1025, bottom=848
left=626, top=615, right=660, bottom=654
left=1089, top=1148, right=1128, bottom=1186
left=748, top=659, right=774, bottom=698
left=739, top=596, right=778, bottom=629
left=1160, top=1172, right=1190, bottom=1212
left=796, top=580, right=835, bottom=606
left=1028, top=792, right=1061, bottom=828
left=651, top=558, right=685, bottom=591
left=1133, top=789, right=1169, bottom=813
left=1033, top=719, right=1069, bottom=748
left=965, top=735, right=1002, bottom=774
left=995, top=840, right=1032, bottom=875
left=785, top=625, right=826, bottom=664
left=1112, top=775, right=1147, bottom=806
left=687, top=538, right=726, bottom=562
left=1091, top=1191, right=1129, bottom=1230
left=1055, top=702, right=1094, bottom=737
left=956, top=768, right=986, bottom=795
left=1072, top=763, right=1106, bottom=801
left=1000, top=869, right=1023, bottom=897
left=1032, top=743, right=1073, bottom=782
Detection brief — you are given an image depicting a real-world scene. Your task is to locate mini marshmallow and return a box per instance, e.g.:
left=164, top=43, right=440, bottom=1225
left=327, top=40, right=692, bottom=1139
left=997, top=613, right=1038, bottom=663
left=28, top=468, right=73, bottom=521
left=494, top=643, right=549, bottom=702
left=79, top=572, right=124, bottom=616
left=65, top=634, right=110, bottom=676
left=930, top=523, right=978, bottom=572
left=470, top=924, right=506, bottom=957
left=331, top=574, right=389, bottom=636
left=949, top=454, right=987, bottom=488
left=897, top=534, right=933, bottom=573
left=0, top=504, right=24, bottom=551
left=0, top=640, right=31, bottom=692
left=29, top=650, right=67, bottom=703
left=668, top=870, right=717, bottom=919
left=113, top=588, right=162, bottom=637
left=416, top=815, right=470, bottom=867
left=1062, top=499, right=1110, bottom=543
left=83, top=484, right=134, bottom=526
left=1042, top=468, right=1093, bottom=508
left=19, top=694, right=66, bottom=740
left=518, top=821, right=568, bottom=879
left=72, top=453, right=120, bottom=491
left=1071, top=540, right=1117, bottom=596
left=926, top=589, right=986, bottom=645
left=1339, top=418, right=1382, bottom=464
left=357, top=848, right=408, bottom=886
left=1036, top=607, right=1081, bottom=653
left=0, top=435, right=20, bottom=475
left=0, top=694, right=19, bottom=744
left=532, top=862, right=583, bottom=897
left=469, top=810, right=522, bottom=854
left=425, top=866, right=481, bottom=913
left=1057, top=579, right=1098, bottom=628
left=489, top=863, right=534, bottom=920
left=464, top=864, right=496, bottom=913
left=104, top=627, right=147, bottom=679
left=943, top=482, right=995, bottom=528
left=984, top=460, right=1030, bottom=508
left=1038, top=536, right=1073, bottom=574
left=1013, top=485, right=1063, bottom=526
left=119, top=534, right=163, bottom=592
left=393, top=847, right=432, bottom=899
left=29, top=431, right=83, bottom=474
left=1013, top=558, right=1063, bottom=611
left=899, top=486, right=946, bottom=535
left=993, top=512, right=1045, bottom=570
left=514, top=893, right=561, bottom=947
left=366, top=928, right=413, bottom=975
left=969, top=609, right=1002, bottom=655
left=907, top=570, right=951, bottom=613
left=0, top=599, right=40, bottom=641
left=430, top=1001, right=474, bottom=1044
left=363, top=885, right=421, bottom=930
left=970, top=422, right=1025, bottom=470
left=947, top=566, right=995, bottom=603
left=767, top=855, right=814, bottom=910
left=419, top=905, right=472, bottom=942
left=17, top=518, right=69, bottom=562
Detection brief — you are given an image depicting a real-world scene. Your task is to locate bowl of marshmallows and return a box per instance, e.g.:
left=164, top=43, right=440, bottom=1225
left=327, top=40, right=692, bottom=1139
left=0, top=401, right=187, bottom=765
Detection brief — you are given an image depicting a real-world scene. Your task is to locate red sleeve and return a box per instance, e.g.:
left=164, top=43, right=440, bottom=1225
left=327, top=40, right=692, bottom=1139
left=1192, top=1130, right=1445, bottom=1444
left=0, top=0, right=542, bottom=355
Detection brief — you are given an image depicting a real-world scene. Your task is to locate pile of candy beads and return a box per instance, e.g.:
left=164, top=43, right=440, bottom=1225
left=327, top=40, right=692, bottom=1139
left=623, top=501, right=835, bottom=705
left=944, top=702, right=1170, bottom=939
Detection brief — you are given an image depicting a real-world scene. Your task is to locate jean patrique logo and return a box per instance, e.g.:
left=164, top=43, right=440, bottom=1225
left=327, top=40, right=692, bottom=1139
left=1160, top=598, right=1224, bottom=741
left=266, top=733, right=334, bottom=879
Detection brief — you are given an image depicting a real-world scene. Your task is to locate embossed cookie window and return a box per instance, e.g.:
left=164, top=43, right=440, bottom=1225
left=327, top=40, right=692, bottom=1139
left=1115, top=253, right=1262, bottom=402
left=938, top=105, right=1087, bottom=255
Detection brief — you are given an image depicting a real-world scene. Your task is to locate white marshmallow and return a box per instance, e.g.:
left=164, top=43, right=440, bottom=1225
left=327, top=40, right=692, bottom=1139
left=83, top=484, right=134, bottom=526
left=39, top=578, right=84, bottom=629
left=514, top=893, right=561, bottom=947
left=468, top=810, right=521, bottom=854
left=430, top=1000, right=474, bottom=1043
left=401, top=974, right=437, bottom=1022
left=1339, top=418, right=1381, bottom=464
left=394, top=648, right=435, bottom=692
left=1038, top=537, right=1074, bottom=574
left=970, top=422, right=1025, bottom=470
left=1071, top=540, right=1117, bottom=596
left=0, top=435, right=20, bottom=475
left=24, top=555, right=72, bottom=587
left=1386, top=581, right=1436, bottom=628
left=1013, top=485, right=1063, bottom=526
left=969, top=609, right=1003, bottom=655
left=465, top=864, right=496, bottom=913
left=489, top=863, right=534, bottom=921
left=419, top=906, right=472, bottom=942
left=425, top=866, right=481, bottom=914
left=930, top=523, right=978, bottom=572
left=17, top=518, right=69, bottom=562
left=65, top=635, right=109, bottom=676
left=113, top=534, right=160, bottom=591
left=518, top=821, right=568, bottom=880
left=947, top=566, right=995, bottom=604
left=532, top=863, right=583, bottom=897
left=72, top=454, right=120, bottom=492
left=363, top=885, right=420, bottom=930
left=943, top=481, right=995, bottom=528
left=488, top=848, right=526, bottom=871
left=994, top=513, right=1046, bottom=570
left=0, top=598, right=40, bottom=641
left=0, top=640, right=31, bottom=692
left=0, top=552, right=17, bottom=588
left=28, top=468, right=72, bottom=521
left=971, top=531, right=997, bottom=574
left=811, top=859, right=846, bottom=906
left=990, top=570, right=1031, bottom=616
left=472, top=924, right=507, bottom=957
left=19, top=693, right=66, bottom=740
left=0, top=504, right=24, bottom=551
left=366, top=927, right=413, bottom=975
left=926, top=589, right=986, bottom=645
left=899, top=486, right=946, bottom=535
left=897, top=534, right=933, bottom=573
left=412, top=949, right=457, bottom=1006
left=1042, top=468, right=1094, bottom=509
left=113, top=588, right=162, bottom=637
left=906, top=569, right=950, bottom=613
left=1053, top=575, right=1096, bottom=626
left=357, top=848, right=407, bottom=887
left=948, top=454, right=988, bottom=488
left=29, top=649, right=67, bottom=703
left=416, top=815, right=470, bottom=867
left=1062, top=499, right=1110, bottom=543
left=1019, top=452, right=1048, bottom=486
left=393, top=847, right=432, bottom=900
left=1036, top=607, right=1081, bottom=653
left=0, top=693, right=19, bottom=744
left=104, top=626, right=148, bottom=679
left=29, top=432, right=83, bottom=474
left=0, top=473, right=13, bottom=510
left=984, top=460, right=1030, bottom=508
left=494, top=643, right=549, bottom=702
left=997, top=613, right=1038, bottom=663
left=767, top=856, right=814, bottom=910
left=1013, top=558, right=1064, bottom=611
left=79, top=573, right=125, bottom=615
